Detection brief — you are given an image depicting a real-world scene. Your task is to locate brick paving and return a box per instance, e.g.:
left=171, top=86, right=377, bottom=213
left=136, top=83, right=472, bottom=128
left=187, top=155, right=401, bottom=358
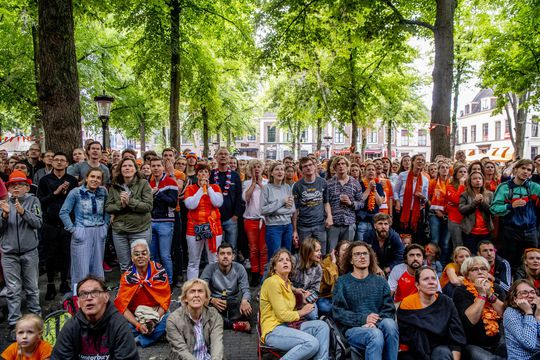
left=0, top=268, right=260, bottom=359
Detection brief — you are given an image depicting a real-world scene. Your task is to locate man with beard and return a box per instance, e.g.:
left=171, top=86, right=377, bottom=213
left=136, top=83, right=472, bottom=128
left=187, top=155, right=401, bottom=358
left=388, top=244, right=441, bottom=305
left=363, top=213, right=404, bottom=276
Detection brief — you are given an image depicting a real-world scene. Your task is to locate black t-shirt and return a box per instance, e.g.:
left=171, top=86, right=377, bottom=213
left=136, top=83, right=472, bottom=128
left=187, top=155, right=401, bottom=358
left=453, top=284, right=506, bottom=348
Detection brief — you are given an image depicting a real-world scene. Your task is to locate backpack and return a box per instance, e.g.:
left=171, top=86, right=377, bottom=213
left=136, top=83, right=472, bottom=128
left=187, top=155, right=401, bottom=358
left=42, top=310, right=72, bottom=346
left=320, top=315, right=364, bottom=360
left=62, top=293, right=79, bottom=316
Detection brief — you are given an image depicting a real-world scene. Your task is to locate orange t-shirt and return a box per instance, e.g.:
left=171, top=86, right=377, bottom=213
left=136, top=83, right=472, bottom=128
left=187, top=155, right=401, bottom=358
left=394, top=271, right=417, bottom=302
left=440, top=262, right=460, bottom=289
left=1, top=339, right=52, bottom=360
left=471, top=209, right=489, bottom=235
left=399, top=292, right=440, bottom=351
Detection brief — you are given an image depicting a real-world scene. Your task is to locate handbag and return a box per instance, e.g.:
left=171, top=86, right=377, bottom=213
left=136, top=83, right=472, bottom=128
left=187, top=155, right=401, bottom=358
left=194, top=223, right=213, bottom=241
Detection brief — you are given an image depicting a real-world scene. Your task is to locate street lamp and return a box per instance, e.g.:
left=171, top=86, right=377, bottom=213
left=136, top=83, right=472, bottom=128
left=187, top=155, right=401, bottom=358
left=94, top=91, right=114, bottom=150
left=323, top=135, right=333, bottom=159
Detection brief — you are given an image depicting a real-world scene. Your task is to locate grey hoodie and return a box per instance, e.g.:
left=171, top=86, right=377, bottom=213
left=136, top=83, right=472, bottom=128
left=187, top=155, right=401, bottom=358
left=260, top=183, right=296, bottom=225
left=0, top=194, right=42, bottom=255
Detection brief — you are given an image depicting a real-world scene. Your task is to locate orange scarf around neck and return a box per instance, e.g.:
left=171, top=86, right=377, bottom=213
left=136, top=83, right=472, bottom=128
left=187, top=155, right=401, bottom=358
left=400, top=171, right=423, bottom=232
left=463, top=278, right=501, bottom=336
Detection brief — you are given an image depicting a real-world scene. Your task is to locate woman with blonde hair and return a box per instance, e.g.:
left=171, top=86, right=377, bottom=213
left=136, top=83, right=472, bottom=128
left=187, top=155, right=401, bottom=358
left=166, top=278, right=224, bottom=359
left=440, top=246, right=471, bottom=297
left=260, top=249, right=329, bottom=360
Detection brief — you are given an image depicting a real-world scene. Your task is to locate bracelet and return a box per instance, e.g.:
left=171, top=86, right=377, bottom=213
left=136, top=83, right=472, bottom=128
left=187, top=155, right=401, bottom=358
left=476, top=295, right=487, bottom=301
left=488, top=294, right=497, bottom=304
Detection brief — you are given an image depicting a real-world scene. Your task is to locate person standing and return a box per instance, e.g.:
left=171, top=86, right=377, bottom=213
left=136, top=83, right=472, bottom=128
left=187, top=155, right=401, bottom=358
left=67, top=141, right=111, bottom=185
left=292, top=157, right=333, bottom=253
left=106, top=158, right=153, bottom=272
left=356, top=163, right=385, bottom=241
left=37, top=152, right=78, bottom=299
left=59, top=169, right=109, bottom=294
left=148, top=157, right=178, bottom=284
left=210, top=147, right=242, bottom=251
left=32, top=150, right=54, bottom=185
left=23, top=143, right=44, bottom=180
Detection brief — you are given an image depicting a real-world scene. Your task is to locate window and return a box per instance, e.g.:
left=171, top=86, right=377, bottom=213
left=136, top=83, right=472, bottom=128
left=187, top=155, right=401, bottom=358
left=368, top=130, right=378, bottom=144
left=505, top=119, right=510, bottom=134
left=482, top=123, right=489, bottom=141
left=283, top=150, right=292, bottom=158
left=247, top=133, right=256, bottom=141
left=462, top=127, right=468, bottom=144
left=471, top=125, right=476, bottom=143
left=401, top=130, right=409, bottom=146
left=481, top=98, right=490, bottom=111
left=464, top=104, right=470, bottom=115
left=532, top=147, right=539, bottom=159
left=267, top=126, right=276, bottom=143
left=384, top=127, right=395, bottom=144
left=418, top=129, right=427, bottom=146
left=265, top=149, right=276, bottom=159
left=300, top=130, right=307, bottom=142
left=334, top=129, right=344, bottom=144
left=286, top=132, right=292, bottom=142
left=300, top=150, right=309, bottom=158
left=235, top=136, right=243, bottom=141
left=495, top=121, right=501, bottom=140
left=532, top=121, right=539, bottom=138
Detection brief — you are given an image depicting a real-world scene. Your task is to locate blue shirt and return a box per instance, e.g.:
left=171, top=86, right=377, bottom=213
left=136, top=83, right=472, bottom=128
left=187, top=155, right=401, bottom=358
left=503, top=307, right=540, bottom=360
left=59, top=185, right=109, bottom=232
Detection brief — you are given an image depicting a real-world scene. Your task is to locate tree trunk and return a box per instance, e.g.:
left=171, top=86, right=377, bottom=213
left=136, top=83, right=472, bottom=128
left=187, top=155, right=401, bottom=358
left=139, top=114, right=146, bottom=153
left=505, top=92, right=529, bottom=159
left=450, top=60, right=464, bottom=156
left=360, top=127, right=367, bottom=159
left=202, top=106, right=209, bottom=158
left=349, top=47, right=359, bottom=153
left=168, top=0, right=181, bottom=151
left=37, top=0, right=81, bottom=154
left=429, top=0, right=456, bottom=161
left=386, top=119, right=392, bottom=160
left=31, top=21, right=42, bottom=140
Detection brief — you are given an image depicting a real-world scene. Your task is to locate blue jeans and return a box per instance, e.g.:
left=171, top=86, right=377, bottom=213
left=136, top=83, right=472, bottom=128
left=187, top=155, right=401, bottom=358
left=316, top=297, right=332, bottom=316
left=355, top=221, right=373, bottom=241
left=266, top=223, right=293, bottom=260
left=345, top=318, right=399, bottom=360
left=130, top=312, right=169, bottom=348
left=221, top=218, right=238, bottom=250
left=150, top=222, right=174, bottom=284
left=265, top=320, right=330, bottom=360
left=429, top=214, right=451, bottom=264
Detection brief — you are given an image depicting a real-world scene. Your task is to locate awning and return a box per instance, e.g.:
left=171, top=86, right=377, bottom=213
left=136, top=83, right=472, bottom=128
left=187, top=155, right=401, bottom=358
left=333, top=148, right=351, bottom=155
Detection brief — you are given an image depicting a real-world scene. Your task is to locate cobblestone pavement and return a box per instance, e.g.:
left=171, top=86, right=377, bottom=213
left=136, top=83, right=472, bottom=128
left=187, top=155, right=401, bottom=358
left=0, top=268, right=260, bottom=359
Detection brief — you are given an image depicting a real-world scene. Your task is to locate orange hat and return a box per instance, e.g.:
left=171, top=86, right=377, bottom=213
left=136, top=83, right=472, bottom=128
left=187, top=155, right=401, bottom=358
left=6, top=170, right=32, bottom=187
left=186, top=152, right=198, bottom=160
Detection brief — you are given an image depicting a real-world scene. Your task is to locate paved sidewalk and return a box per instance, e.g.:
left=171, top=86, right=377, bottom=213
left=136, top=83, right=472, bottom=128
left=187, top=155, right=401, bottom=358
left=0, top=269, right=260, bottom=359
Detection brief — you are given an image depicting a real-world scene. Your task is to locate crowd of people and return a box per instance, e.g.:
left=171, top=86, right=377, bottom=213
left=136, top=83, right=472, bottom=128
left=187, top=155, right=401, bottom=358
left=0, top=143, right=539, bottom=359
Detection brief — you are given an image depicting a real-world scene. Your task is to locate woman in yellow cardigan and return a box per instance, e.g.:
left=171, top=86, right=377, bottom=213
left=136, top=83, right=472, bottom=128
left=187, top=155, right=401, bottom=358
left=259, top=249, right=329, bottom=360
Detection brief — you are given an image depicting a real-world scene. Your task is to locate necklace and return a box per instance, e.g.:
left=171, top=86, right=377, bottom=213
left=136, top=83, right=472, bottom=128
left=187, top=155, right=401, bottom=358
left=214, top=167, right=232, bottom=196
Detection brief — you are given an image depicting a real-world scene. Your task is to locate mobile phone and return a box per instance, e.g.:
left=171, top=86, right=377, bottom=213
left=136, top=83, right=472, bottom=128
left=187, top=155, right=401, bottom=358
left=306, top=291, right=319, bottom=304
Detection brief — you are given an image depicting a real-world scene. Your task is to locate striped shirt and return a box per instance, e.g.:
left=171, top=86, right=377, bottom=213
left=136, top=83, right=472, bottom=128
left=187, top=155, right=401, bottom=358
left=190, top=314, right=211, bottom=360
left=326, top=176, right=363, bottom=225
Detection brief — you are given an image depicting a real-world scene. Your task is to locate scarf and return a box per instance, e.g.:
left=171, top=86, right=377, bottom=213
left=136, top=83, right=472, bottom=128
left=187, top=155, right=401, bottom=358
left=213, top=167, right=232, bottom=196
left=429, top=178, right=448, bottom=212
left=362, top=178, right=379, bottom=211
left=463, top=278, right=501, bottom=336
left=400, top=171, right=423, bottom=232
left=114, top=261, right=171, bottom=314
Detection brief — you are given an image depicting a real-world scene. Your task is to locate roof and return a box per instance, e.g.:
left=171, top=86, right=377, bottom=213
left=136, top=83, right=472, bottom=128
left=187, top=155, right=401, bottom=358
left=471, top=89, right=494, bottom=103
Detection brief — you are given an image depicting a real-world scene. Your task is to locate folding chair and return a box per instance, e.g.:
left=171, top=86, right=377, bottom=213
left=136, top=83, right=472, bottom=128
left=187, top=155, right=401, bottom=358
left=257, top=311, right=285, bottom=360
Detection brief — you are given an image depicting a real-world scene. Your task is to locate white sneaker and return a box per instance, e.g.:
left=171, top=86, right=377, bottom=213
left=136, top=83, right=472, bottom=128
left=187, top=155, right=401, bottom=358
left=0, top=287, right=7, bottom=297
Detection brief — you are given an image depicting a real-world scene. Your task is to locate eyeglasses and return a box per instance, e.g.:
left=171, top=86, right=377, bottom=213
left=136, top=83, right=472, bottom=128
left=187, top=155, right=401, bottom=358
left=469, top=266, right=488, bottom=273
left=133, top=251, right=148, bottom=257
left=352, top=251, right=369, bottom=259
left=78, top=289, right=106, bottom=300
left=517, top=290, right=537, bottom=297
left=9, top=183, right=28, bottom=188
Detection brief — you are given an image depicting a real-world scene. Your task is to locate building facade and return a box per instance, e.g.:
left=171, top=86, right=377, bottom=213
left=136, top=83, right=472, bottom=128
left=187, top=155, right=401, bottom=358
left=455, top=89, right=540, bottom=160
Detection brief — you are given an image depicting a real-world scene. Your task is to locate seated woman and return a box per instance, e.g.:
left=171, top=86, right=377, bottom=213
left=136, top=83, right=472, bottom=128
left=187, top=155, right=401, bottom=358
left=166, top=279, right=223, bottom=359
left=317, top=240, right=350, bottom=316
left=260, top=249, right=329, bottom=360
left=453, top=256, right=506, bottom=359
left=398, top=266, right=466, bottom=360
left=291, top=238, right=323, bottom=320
left=114, top=240, right=171, bottom=348
left=503, top=279, right=540, bottom=360
left=440, top=246, right=471, bottom=297
left=515, top=248, right=540, bottom=290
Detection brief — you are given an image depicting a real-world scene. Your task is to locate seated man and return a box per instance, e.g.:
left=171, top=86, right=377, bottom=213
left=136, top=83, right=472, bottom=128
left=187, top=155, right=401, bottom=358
left=201, top=242, right=252, bottom=332
left=363, top=213, right=404, bottom=276
left=477, top=240, right=511, bottom=293
left=388, top=244, right=441, bottom=305
left=166, top=279, right=224, bottom=359
left=332, top=241, right=398, bottom=360
left=52, top=275, right=139, bottom=359
left=114, top=240, right=171, bottom=347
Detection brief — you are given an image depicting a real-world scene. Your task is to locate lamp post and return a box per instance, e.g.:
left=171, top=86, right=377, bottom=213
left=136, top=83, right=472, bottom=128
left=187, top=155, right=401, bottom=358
left=323, top=135, right=333, bottom=159
left=94, top=91, right=114, bottom=150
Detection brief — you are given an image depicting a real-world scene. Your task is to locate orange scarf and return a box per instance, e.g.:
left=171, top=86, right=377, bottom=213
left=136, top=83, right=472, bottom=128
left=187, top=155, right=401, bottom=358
left=114, top=261, right=171, bottom=314
left=400, top=171, right=423, bottom=232
left=463, top=278, right=501, bottom=336
left=362, top=178, right=379, bottom=212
